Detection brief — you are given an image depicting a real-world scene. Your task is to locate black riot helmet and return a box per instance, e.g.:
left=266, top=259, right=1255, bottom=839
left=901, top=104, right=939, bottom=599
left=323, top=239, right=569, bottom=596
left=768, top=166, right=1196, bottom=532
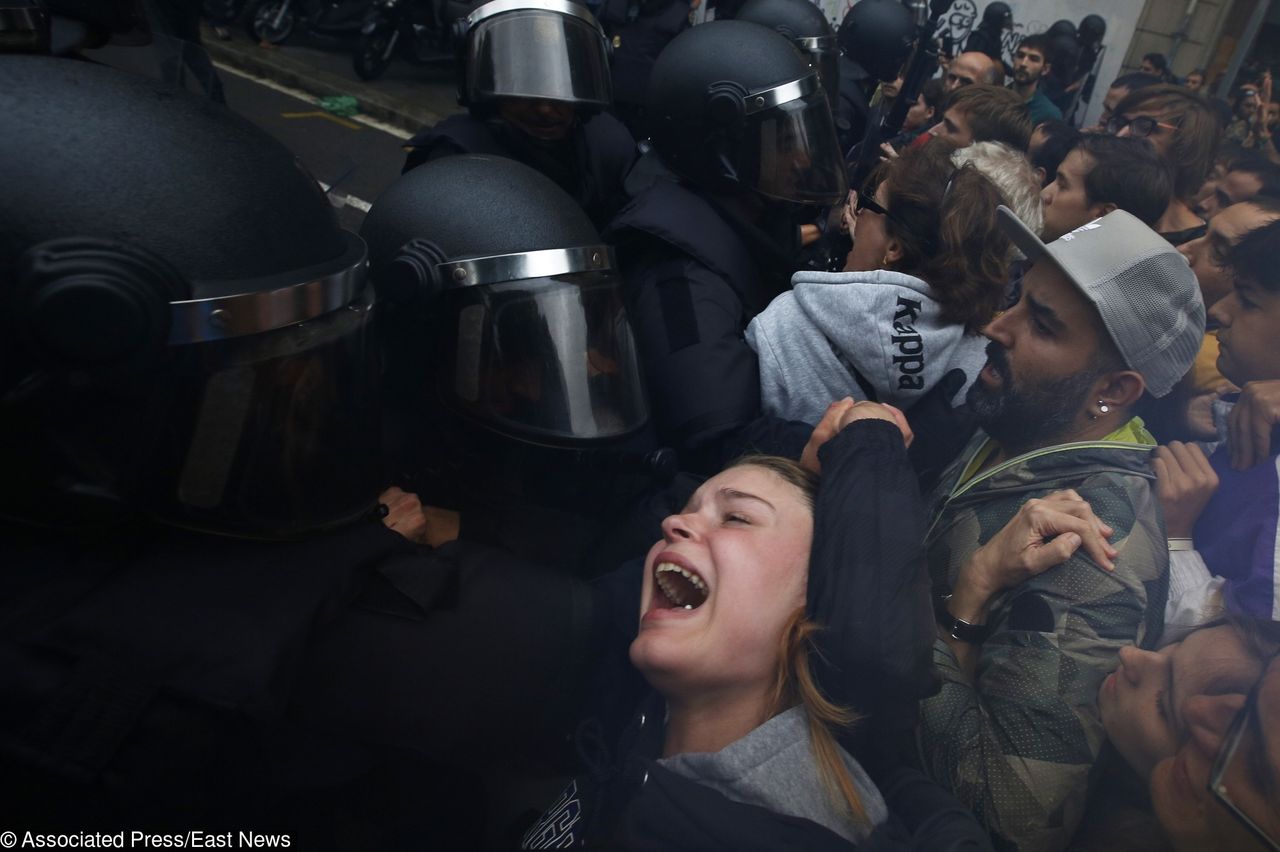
left=0, top=56, right=379, bottom=539
left=362, top=156, right=655, bottom=527
left=734, top=0, right=840, bottom=112
left=1047, top=19, right=1076, bottom=39
left=646, top=20, right=846, bottom=205
left=837, top=0, right=916, bottom=83
left=363, top=155, right=647, bottom=448
left=1079, top=14, right=1105, bottom=46
left=980, top=2, right=1012, bottom=31
left=454, top=0, right=612, bottom=112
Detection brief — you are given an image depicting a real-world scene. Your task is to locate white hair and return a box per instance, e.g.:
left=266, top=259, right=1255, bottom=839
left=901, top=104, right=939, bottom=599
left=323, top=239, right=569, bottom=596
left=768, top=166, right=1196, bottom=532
left=951, top=141, right=1044, bottom=238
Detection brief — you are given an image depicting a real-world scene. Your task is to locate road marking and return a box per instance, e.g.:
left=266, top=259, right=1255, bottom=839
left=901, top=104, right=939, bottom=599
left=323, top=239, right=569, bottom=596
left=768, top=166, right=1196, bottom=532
left=281, top=110, right=363, bottom=130
left=318, top=181, right=373, bottom=213
left=213, top=61, right=414, bottom=140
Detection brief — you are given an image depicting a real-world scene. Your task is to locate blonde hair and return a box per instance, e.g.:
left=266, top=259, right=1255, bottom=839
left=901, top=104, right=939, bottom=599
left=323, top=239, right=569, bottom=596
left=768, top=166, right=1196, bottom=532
left=767, top=608, right=870, bottom=827
left=724, top=455, right=868, bottom=826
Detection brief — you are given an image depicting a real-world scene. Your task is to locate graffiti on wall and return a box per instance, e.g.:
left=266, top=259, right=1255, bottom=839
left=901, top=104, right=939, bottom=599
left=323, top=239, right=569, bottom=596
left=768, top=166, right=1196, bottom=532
left=934, top=0, right=978, bottom=50
left=932, top=1, right=1046, bottom=67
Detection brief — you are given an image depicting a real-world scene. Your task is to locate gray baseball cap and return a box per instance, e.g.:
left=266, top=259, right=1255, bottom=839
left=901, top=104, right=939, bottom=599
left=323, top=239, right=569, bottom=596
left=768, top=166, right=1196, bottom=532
left=996, top=206, right=1206, bottom=398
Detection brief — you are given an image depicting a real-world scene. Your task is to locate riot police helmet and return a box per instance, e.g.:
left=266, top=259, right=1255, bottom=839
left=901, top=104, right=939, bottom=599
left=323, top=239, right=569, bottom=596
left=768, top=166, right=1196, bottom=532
left=734, top=0, right=840, bottom=111
left=980, top=2, right=1012, bottom=31
left=0, top=56, right=379, bottom=538
left=362, top=155, right=647, bottom=447
left=646, top=20, right=846, bottom=204
left=1048, top=19, right=1076, bottom=39
left=455, top=0, right=612, bottom=112
left=1079, top=14, right=1106, bottom=46
left=837, top=0, right=916, bottom=83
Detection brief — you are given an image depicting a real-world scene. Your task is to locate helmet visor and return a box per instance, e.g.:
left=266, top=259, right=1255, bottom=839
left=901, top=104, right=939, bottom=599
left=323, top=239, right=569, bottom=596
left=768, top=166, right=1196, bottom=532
left=796, top=37, right=841, bottom=113
left=442, top=273, right=648, bottom=442
left=153, top=295, right=383, bottom=538
left=745, top=89, right=847, bottom=204
left=466, top=9, right=611, bottom=107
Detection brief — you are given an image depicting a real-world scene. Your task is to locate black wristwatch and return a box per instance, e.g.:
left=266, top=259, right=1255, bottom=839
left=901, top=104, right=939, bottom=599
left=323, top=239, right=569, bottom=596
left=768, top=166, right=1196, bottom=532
left=935, top=593, right=991, bottom=644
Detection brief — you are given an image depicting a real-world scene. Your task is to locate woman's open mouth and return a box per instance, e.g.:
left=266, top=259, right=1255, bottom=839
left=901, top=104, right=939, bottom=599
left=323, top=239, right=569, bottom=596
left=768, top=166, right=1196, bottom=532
left=654, top=562, right=710, bottom=610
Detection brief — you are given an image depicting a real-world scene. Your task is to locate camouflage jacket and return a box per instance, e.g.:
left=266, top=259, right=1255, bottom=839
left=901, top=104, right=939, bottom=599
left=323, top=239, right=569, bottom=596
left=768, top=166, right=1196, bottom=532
left=916, top=428, right=1169, bottom=852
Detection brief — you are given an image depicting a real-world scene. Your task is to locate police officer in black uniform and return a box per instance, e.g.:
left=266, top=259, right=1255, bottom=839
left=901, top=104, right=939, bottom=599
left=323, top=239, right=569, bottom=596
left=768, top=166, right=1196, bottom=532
left=0, top=56, right=650, bottom=848
left=402, top=0, right=637, bottom=229
left=1072, top=13, right=1107, bottom=119
left=363, top=153, right=666, bottom=574
left=834, top=0, right=917, bottom=157
left=597, top=0, right=692, bottom=140
left=965, top=1, right=1012, bottom=68
left=1045, top=19, right=1082, bottom=113
left=605, top=20, right=846, bottom=472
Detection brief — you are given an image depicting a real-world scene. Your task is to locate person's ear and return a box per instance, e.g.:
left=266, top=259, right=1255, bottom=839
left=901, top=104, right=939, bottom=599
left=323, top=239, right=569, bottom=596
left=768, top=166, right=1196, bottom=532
left=884, top=236, right=904, bottom=266
left=1094, top=201, right=1118, bottom=218
left=1043, top=61, right=1052, bottom=77
left=1034, top=165, right=1047, bottom=185
left=1093, top=369, right=1146, bottom=414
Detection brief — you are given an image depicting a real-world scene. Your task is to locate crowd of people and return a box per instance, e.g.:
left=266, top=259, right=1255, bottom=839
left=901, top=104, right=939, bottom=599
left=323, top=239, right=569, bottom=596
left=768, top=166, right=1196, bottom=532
left=5, top=0, right=1280, bottom=850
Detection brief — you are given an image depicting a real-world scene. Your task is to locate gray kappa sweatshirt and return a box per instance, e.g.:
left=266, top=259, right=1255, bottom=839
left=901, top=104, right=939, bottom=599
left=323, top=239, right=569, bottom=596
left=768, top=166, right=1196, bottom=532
left=746, top=269, right=989, bottom=426
left=658, top=706, right=888, bottom=844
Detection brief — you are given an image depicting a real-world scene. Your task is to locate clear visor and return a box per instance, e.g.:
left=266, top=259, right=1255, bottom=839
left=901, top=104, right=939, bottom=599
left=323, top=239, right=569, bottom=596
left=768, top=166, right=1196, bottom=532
left=810, top=50, right=841, bottom=113
left=441, top=273, right=648, bottom=442
left=153, top=296, right=383, bottom=538
left=746, top=92, right=847, bottom=204
left=466, top=9, right=611, bottom=107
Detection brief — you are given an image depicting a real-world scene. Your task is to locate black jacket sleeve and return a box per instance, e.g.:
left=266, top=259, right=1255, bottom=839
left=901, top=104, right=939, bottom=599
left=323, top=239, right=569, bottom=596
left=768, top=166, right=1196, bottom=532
left=807, top=419, right=939, bottom=732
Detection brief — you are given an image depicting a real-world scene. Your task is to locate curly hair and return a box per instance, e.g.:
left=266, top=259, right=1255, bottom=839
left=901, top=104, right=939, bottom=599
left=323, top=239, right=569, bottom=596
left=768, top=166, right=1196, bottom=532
left=869, top=142, right=1015, bottom=333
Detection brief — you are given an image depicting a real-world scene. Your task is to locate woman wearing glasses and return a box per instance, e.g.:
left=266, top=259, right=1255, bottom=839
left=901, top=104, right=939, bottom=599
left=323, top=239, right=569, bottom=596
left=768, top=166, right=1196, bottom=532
left=745, top=141, right=1039, bottom=428
left=1152, top=639, right=1280, bottom=851
left=1067, top=616, right=1280, bottom=851
left=1107, top=84, right=1222, bottom=246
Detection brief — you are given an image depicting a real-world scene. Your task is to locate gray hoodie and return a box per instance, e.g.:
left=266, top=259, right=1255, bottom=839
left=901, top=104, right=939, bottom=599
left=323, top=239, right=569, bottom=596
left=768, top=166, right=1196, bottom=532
left=658, top=706, right=888, bottom=844
left=746, top=269, right=988, bottom=426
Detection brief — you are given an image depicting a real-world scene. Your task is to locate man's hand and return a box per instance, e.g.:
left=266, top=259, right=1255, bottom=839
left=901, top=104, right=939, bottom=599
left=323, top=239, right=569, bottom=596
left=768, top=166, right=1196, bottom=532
left=879, top=141, right=900, bottom=161
left=953, top=490, right=1117, bottom=617
left=800, top=398, right=913, bottom=473
left=1152, top=442, right=1219, bottom=538
left=1228, top=380, right=1280, bottom=469
left=1186, top=384, right=1233, bottom=440
left=378, top=486, right=461, bottom=547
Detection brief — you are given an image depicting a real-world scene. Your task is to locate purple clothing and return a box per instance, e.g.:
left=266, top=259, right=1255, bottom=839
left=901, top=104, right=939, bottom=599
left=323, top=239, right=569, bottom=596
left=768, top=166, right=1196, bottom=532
left=1194, top=446, right=1280, bottom=620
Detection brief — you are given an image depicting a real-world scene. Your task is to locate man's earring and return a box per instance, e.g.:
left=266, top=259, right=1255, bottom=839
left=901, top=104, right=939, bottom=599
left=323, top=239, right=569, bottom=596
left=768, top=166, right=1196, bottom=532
left=1098, top=400, right=1110, bottom=415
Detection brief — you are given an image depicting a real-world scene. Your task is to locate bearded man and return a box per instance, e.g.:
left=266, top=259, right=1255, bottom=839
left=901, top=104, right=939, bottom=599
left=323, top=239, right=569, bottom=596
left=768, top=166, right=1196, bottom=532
left=914, top=208, right=1205, bottom=852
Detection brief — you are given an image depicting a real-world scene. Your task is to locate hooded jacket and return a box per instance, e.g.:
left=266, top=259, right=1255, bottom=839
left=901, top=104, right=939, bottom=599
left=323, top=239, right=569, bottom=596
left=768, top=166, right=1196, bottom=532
left=520, top=421, right=990, bottom=851
left=917, top=425, right=1169, bottom=852
left=746, top=269, right=988, bottom=425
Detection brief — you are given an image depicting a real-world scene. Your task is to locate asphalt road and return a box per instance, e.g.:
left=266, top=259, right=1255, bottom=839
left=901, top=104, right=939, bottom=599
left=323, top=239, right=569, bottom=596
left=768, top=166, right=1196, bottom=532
left=87, top=37, right=447, bottom=231
left=216, top=62, right=411, bottom=230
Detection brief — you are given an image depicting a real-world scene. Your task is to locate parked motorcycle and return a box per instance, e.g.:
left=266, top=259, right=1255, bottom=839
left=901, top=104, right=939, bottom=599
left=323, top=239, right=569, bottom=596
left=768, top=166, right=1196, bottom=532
left=352, top=0, right=476, bottom=81
left=245, top=0, right=371, bottom=45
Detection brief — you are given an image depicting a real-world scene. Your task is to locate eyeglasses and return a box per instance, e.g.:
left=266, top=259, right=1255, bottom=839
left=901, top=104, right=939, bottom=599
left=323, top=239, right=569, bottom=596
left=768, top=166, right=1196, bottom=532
left=1106, top=114, right=1180, bottom=138
left=1208, top=652, right=1280, bottom=852
left=855, top=191, right=892, bottom=219
left=854, top=189, right=914, bottom=231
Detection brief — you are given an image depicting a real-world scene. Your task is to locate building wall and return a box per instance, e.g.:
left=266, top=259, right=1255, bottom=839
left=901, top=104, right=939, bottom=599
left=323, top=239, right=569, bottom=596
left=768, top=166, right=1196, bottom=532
left=1121, top=0, right=1239, bottom=84
left=798, top=0, right=1149, bottom=126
